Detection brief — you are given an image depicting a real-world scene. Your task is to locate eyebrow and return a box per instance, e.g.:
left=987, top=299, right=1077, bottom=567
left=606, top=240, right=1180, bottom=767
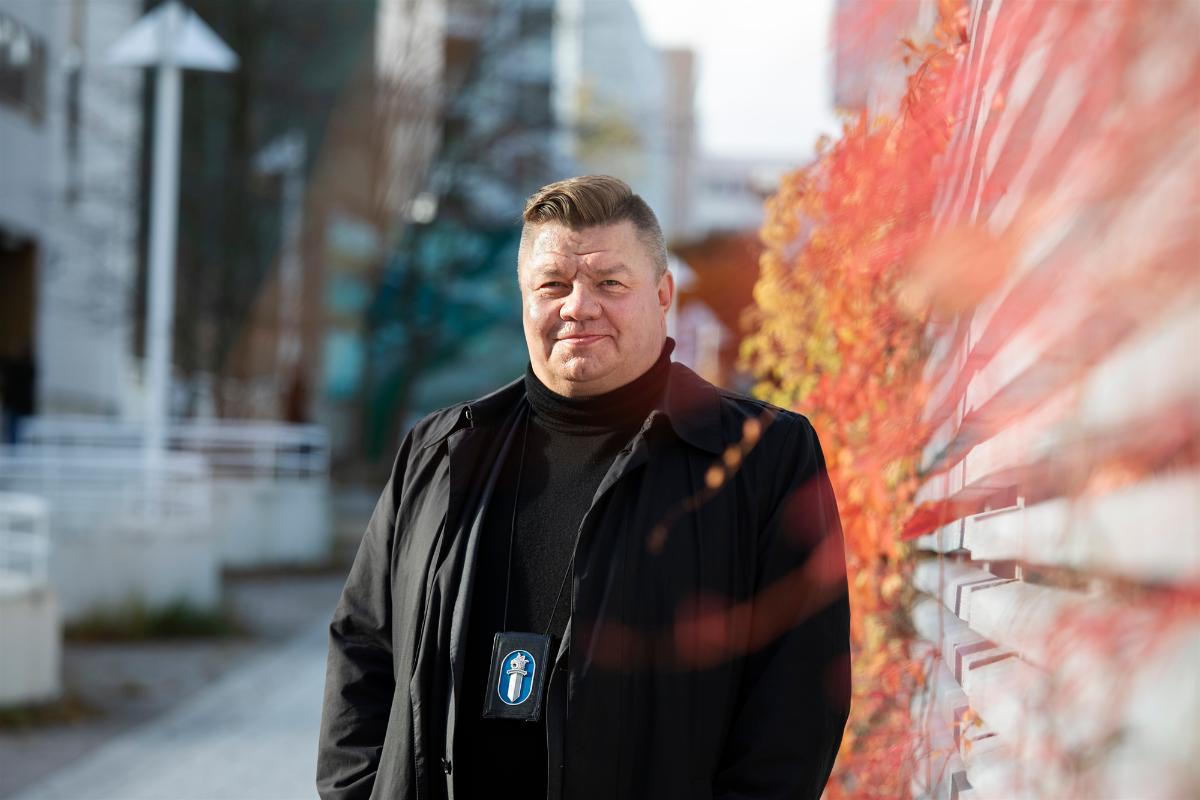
left=531, top=263, right=633, bottom=280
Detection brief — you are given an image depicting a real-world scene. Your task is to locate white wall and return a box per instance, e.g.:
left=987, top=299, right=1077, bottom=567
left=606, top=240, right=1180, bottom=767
left=905, top=1, right=1200, bottom=797
left=0, top=0, right=143, bottom=417
left=35, top=0, right=142, bottom=415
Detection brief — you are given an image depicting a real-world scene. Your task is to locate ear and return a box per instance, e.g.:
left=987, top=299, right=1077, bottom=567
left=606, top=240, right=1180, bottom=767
left=657, top=270, right=675, bottom=313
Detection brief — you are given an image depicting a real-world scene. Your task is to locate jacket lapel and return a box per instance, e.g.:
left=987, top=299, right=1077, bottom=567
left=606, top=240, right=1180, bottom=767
left=414, top=397, right=524, bottom=799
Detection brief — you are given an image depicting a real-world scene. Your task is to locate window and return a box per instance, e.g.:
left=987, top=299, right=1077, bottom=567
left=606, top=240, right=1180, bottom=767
left=0, top=11, right=48, bottom=122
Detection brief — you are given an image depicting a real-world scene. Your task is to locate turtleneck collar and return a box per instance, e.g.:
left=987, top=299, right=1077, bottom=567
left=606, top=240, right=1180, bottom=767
left=524, top=338, right=675, bottom=434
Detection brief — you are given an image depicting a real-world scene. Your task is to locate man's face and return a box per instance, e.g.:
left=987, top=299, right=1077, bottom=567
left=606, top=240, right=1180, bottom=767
left=519, top=221, right=674, bottom=397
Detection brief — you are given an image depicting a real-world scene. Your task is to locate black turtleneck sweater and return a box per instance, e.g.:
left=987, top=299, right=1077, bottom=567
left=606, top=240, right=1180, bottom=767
left=455, top=339, right=674, bottom=796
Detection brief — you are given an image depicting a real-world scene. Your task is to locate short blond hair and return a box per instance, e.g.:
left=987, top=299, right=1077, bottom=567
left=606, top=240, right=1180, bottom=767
left=520, top=175, right=668, bottom=279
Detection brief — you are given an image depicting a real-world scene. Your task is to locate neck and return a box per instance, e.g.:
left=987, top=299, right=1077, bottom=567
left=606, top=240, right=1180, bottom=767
left=524, top=338, right=674, bottom=433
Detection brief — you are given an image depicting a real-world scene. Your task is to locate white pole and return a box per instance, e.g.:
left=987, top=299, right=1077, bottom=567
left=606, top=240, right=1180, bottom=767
left=144, top=4, right=184, bottom=480
left=106, top=1, right=237, bottom=514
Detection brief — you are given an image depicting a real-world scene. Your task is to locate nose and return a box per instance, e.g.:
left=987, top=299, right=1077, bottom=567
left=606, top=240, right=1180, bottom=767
left=559, top=281, right=601, bottom=321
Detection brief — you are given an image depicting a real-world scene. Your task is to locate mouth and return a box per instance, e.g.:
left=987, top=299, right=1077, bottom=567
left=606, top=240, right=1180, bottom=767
left=556, top=334, right=608, bottom=346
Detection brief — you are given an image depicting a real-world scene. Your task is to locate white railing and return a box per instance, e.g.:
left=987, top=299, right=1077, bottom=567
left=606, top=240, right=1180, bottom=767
left=0, top=446, right=212, bottom=537
left=0, top=492, right=50, bottom=585
left=17, top=416, right=330, bottom=479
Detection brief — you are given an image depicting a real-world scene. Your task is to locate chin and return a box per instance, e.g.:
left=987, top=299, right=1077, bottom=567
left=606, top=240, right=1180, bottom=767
left=560, top=359, right=603, bottom=380
left=552, top=355, right=612, bottom=384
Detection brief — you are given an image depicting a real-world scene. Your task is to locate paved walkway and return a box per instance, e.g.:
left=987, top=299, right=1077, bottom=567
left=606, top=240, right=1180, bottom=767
left=12, top=623, right=330, bottom=800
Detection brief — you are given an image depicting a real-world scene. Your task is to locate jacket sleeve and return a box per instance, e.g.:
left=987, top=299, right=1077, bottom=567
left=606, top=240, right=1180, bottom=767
left=713, top=415, right=852, bottom=800
left=316, top=435, right=411, bottom=799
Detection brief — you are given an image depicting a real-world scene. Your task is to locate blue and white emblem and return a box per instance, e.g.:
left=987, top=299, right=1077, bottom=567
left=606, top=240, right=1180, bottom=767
left=497, top=649, right=536, bottom=705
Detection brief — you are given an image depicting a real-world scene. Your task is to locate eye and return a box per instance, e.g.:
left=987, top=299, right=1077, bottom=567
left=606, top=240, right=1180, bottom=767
left=600, top=279, right=624, bottom=287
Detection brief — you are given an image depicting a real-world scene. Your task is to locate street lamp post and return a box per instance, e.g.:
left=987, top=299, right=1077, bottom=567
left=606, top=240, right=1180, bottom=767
left=254, top=131, right=308, bottom=396
left=106, top=1, right=237, bottom=485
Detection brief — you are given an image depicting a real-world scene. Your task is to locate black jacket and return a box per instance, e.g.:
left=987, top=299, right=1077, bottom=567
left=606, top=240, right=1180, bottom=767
left=317, top=362, right=851, bottom=800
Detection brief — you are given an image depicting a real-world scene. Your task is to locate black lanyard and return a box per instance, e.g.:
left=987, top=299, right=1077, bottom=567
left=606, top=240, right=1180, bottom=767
left=485, top=406, right=569, bottom=721
left=500, top=407, right=575, bottom=637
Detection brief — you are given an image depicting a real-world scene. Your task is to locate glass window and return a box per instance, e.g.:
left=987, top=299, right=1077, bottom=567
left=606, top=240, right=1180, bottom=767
left=0, top=11, right=47, bottom=122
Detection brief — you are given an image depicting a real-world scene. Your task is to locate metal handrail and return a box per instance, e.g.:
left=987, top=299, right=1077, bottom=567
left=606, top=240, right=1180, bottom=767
left=17, top=416, right=330, bottom=478
left=0, top=446, right=212, bottom=537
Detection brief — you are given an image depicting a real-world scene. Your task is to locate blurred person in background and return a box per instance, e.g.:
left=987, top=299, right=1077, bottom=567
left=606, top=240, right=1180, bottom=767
left=317, top=175, right=851, bottom=800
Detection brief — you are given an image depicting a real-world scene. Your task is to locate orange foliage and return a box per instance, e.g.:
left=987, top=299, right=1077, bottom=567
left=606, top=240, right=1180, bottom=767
left=740, top=3, right=968, bottom=796
left=745, top=0, right=1200, bottom=793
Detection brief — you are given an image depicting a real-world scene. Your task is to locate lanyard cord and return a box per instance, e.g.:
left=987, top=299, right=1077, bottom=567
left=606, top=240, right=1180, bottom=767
left=500, top=409, right=531, bottom=632
left=543, top=551, right=574, bottom=638
left=500, top=406, right=581, bottom=638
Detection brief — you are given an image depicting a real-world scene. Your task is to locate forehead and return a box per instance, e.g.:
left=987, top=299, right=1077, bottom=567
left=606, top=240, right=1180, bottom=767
left=521, top=221, right=651, bottom=276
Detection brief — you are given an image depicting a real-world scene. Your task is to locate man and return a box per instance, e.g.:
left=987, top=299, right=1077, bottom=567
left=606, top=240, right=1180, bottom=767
left=317, top=176, right=851, bottom=800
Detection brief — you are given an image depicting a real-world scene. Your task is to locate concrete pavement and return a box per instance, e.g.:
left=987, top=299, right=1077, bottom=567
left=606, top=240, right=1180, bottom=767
left=11, top=622, right=330, bottom=800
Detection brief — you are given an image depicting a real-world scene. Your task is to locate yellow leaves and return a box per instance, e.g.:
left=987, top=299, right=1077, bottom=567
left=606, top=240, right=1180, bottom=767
left=956, top=707, right=984, bottom=755
left=853, top=569, right=872, bottom=594
left=881, top=572, right=904, bottom=603
left=795, top=373, right=819, bottom=404
left=836, top=323, right=859, bottom=346
left=863, top=611, right=888, bottom=654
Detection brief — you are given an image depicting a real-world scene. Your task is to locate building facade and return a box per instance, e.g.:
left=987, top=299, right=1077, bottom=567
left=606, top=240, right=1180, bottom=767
left=554, top=0, right=679, bottom=237
left=0, top=0, right=143, bottom=432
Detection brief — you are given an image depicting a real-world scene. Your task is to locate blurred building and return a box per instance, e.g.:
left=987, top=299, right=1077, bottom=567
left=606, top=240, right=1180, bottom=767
left=554, top=0, right=688, bottom=240
left=321, top=0, right=569, bottom=463
left=672, top=230, right=765, bottom=389
left=0, top=0, right=143, bottom=432
left=664, top=155, right=798, bottom=388
left=661, top=48, right=698, bottom=243
left=166, top=0, right=380, bottom=427
left=691, top=155, right=793, bottom=235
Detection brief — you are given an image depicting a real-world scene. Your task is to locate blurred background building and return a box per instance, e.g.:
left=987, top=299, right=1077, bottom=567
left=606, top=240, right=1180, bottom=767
left=1, top=0, right=143, bottom=425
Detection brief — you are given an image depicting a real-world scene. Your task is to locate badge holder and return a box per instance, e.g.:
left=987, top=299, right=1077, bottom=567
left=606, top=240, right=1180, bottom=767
left=482, top=631, right=553, bottom=721
left=482, top=411, right=568, bottom=723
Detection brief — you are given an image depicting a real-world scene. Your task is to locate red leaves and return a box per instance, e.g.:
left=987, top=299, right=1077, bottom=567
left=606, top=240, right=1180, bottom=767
left=742, top=2, right=969, bottom=795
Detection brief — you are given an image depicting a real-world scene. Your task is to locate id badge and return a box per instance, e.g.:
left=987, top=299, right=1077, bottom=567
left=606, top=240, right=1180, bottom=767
left=482, top=631, right=553, bottom=721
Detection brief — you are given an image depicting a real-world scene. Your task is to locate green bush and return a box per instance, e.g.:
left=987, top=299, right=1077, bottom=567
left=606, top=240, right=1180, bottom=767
left=64, top=598, right=244, bottom=641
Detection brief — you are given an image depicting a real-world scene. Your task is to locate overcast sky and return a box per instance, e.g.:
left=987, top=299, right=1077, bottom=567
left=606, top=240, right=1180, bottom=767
left=628, top=0, right=840, bottom=164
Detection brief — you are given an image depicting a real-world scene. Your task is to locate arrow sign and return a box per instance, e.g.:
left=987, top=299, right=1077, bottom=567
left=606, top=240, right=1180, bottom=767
left=107, top=0, right=237, bottom=71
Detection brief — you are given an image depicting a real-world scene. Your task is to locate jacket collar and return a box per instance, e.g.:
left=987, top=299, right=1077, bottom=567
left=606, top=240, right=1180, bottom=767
left=654, top=361, right=724, bottom=454
left=425, top=360, right=725, bottom=455
left=418, top=375, right=524, bottom=449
